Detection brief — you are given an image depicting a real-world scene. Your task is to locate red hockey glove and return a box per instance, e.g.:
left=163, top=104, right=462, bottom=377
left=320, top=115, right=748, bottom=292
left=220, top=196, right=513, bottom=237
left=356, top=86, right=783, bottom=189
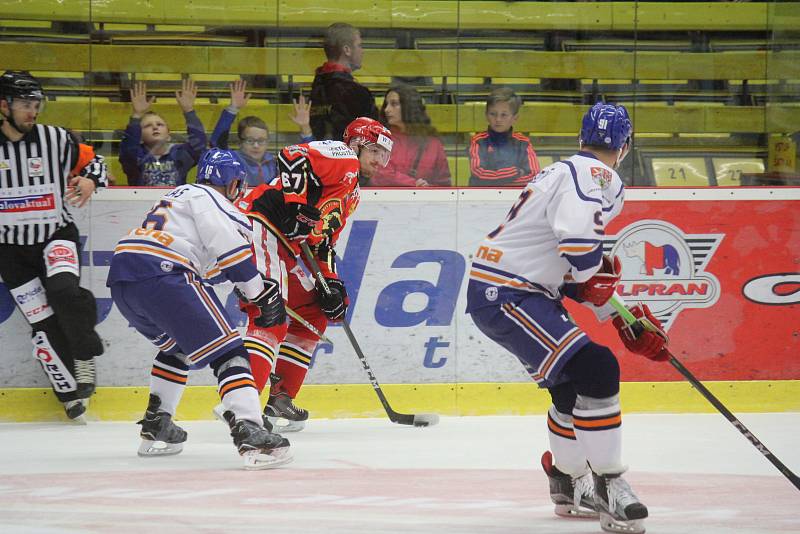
left=577, top=255, right=622, bottom=306
left=612, top=304, right=670, bottom=361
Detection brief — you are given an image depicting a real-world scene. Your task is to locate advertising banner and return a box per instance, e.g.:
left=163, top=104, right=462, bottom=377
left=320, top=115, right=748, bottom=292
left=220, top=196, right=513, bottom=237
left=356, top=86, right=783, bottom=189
left=1, top=188, right=797, bottom=388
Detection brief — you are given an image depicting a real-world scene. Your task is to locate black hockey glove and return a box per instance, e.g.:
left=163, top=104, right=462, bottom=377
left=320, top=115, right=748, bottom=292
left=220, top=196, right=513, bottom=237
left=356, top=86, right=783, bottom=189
left=316, top=277, right=348, bottom=321
left=251, top=278, right=286, bottom=328
left=282, top=203, right=321, bottom=241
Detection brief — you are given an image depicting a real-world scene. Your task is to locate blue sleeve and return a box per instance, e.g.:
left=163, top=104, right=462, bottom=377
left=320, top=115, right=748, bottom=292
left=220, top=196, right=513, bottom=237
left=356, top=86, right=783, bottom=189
left=210, top=109, right=236, bottom=149
left=119, top=117, right=144, bottom=186
left=299, top=133, right=315, bottom=143
left=175, top=111, right=209, bottom=184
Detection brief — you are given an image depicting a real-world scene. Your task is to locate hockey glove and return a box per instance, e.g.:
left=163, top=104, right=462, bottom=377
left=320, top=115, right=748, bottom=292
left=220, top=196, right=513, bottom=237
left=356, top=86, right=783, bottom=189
left=250, top=278, right=287, bottom=328
left=282, top=203, right=321, bottom=241
left=577, top=255, right=622, bottom=306
left=612, top=304, right=669, bottom=361
left=316, top=277, right=348, bottom=321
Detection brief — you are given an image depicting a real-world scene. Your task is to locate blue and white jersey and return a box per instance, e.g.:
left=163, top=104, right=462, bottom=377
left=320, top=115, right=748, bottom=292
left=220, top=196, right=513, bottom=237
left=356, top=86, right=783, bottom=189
left=467, top=151, right=624, bottom=311
left=107, top=184, right=264, bottom=299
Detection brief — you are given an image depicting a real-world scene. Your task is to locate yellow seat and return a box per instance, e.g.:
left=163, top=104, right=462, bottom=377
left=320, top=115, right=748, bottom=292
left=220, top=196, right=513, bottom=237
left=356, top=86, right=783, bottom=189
left=447, top=156, right=471, bottom=187
left=712, top=157, right=765, bottom=186
left=651, top=157, right=710, bottom=187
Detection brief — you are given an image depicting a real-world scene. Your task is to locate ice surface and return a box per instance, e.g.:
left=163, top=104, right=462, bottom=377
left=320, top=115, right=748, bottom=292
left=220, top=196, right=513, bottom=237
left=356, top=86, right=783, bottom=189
left=1, top=413, right=798, bottom=533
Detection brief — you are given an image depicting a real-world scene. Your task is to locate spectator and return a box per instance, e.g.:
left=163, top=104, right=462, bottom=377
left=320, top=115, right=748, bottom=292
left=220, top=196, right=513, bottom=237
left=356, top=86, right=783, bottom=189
left=119, top=79, right=207, bottom=186
left=369, top=84, right=451, bottom=187
left=309, top=22, right=378, bottom=141
left=210, top=80, right=315, bottom=186
left=468, top=87, right=540, bottom=187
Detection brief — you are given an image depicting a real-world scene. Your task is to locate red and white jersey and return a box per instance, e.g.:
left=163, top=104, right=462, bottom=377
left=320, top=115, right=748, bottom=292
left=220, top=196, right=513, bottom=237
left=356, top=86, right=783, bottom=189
left=239, top=140, right=361, bottom=277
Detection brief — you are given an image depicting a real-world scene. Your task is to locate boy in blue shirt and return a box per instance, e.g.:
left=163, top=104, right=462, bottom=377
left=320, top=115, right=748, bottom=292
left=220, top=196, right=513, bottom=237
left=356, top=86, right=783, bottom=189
left=468, top=87, right=540, bottom=187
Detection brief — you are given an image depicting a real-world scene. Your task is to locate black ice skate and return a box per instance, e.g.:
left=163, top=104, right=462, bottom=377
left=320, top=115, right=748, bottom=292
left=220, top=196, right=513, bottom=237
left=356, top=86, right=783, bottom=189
left=137, top=394, right=187, bottom=457
left=73, top=358, right=96, bottom=400
left=593, top=471, right=648, bottom=534
left=264, top=374, right=308, bottom=432
left=541, top=451, right=598, bottom=518
left=212, top=402, right=273, bottom=432
left=63, top=399, right=88, bottom=424
left=222, top=410, right=292, bottom=470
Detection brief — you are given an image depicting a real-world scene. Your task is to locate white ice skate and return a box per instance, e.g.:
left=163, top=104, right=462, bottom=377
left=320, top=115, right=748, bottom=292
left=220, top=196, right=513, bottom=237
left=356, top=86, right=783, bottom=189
left=593, top=472, right=648, bottom=534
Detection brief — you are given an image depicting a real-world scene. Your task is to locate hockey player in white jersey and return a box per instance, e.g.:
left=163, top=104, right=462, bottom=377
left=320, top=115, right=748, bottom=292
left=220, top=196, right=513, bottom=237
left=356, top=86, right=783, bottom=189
left=106, top=149, right=291, bottom=469
left=466, top=104, right=669, bottom=534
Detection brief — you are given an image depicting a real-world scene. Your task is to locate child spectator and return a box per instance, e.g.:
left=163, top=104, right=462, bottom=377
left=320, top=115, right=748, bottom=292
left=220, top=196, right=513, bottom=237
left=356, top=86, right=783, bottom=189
left=119, top=79, right=207, bottom=186
left=369, top=84, right=451, bottom=187
left=468, top=87, right=540, bottom=187
left=210, top=80, right=314, bottom=186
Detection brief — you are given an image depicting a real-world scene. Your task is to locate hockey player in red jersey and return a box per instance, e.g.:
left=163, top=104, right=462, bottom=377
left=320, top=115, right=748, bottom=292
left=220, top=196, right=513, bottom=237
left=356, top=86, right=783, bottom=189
left=237, top=117, right=392, bottom=431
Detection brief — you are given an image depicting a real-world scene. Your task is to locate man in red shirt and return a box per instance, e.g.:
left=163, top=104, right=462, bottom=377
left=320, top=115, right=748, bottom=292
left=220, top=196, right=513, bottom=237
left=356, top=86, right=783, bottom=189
left=237, top=117, right=392, bottom=431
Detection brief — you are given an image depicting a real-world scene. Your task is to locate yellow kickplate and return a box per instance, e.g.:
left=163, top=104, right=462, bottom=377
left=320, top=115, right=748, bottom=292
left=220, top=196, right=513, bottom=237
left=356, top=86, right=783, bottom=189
left=0, top=381, right=797, bottom=422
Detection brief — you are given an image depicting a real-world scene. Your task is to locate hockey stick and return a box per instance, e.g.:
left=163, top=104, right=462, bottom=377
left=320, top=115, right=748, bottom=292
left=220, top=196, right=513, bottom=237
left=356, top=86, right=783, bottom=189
left=609, top=293, right=800, bottom=491
left=300, top=241, right=439, bottom=427
left=285, top=306, right=333, bottom=345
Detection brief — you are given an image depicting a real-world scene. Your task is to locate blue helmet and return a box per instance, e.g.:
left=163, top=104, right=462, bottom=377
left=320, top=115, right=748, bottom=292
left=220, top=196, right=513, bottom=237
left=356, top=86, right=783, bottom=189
left=579, top=103, right=632, bottom=151
left=196, top=149, right=246, bottom=200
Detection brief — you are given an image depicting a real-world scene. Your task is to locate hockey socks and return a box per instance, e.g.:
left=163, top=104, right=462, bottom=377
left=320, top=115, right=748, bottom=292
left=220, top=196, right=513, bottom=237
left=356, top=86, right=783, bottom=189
left=243, top=328, right=279, bottom=392
left=274, top=339, right=312, bottom=398
left=212, top=349, right=262, bottom=425
left=149, top=351, right=189, bottom=415
left=573, top=394, right=623, bottom=475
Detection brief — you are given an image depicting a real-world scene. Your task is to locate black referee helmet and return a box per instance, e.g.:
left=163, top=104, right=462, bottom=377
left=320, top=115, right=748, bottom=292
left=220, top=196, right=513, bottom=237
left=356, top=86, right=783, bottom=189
left=0, top=70, right=44, bottom=102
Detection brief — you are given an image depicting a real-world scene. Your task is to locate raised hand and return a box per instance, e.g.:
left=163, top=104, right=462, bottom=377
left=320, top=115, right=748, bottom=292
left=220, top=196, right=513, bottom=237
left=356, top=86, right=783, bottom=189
left=130, top=81, right=154, bottom=118
left=230, top=79, right=250, bottom=111
left=289, top=93, right=312, bottom=137
left=175, top=77, right=197, bottom=113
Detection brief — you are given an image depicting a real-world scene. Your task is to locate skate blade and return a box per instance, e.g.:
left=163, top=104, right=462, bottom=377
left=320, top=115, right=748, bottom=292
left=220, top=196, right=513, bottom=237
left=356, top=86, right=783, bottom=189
left=137, top=439, right=184, bottom=457
left=599, top=512, right=645, bottom=534
left=242, top=446, right=293, bottom=470
left=267, top=416, right=305, bottom=433
left=555, top=503, right=599, bottom=519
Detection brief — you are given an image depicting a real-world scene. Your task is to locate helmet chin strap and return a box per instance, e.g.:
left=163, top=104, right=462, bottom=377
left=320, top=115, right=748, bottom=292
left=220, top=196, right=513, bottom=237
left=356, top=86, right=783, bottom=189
left=0, top=100, right=24, bottom=134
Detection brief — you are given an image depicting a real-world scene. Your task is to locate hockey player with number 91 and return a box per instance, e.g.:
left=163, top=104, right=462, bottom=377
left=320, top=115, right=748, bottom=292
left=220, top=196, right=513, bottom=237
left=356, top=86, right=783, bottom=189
left=231, top=117, right=393, bottom=432
left=466, top=103, right=670, bottom=534
left=106, top=149, right=291, bottom=469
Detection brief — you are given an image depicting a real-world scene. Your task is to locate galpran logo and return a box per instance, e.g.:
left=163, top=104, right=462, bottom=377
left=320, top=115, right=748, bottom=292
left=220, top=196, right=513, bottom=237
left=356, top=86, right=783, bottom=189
left=607, top=220, right=724, bottom=331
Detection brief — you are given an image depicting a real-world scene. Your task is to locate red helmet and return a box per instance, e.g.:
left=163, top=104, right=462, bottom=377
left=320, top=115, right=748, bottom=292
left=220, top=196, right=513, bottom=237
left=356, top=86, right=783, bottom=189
left=343, top=117, right=393, bottom=167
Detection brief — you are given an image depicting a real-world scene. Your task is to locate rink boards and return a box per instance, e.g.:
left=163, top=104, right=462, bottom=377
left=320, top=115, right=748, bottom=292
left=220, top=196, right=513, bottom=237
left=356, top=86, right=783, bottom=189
left=1, top=187, right=798, bottom=421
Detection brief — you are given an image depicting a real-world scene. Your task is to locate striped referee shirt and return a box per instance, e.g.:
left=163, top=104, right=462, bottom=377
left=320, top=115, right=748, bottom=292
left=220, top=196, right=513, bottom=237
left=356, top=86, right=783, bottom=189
left=0, top=124, right=77, bottom=245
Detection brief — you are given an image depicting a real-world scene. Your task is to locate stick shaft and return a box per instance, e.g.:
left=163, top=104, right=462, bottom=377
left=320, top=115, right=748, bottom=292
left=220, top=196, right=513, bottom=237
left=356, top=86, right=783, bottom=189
left=609, top=294, right=800, bottom=491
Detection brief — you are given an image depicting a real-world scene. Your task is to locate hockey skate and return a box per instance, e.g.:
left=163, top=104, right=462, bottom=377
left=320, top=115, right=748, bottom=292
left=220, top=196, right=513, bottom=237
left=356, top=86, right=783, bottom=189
left=137, top=394, right=187, bottom=457
left=593, top=472, right=648, bottom=534
left=265, top=374, right=308, bottom=432
left=541, top=451, right=598, bottom=518
left=73, top=358, right=96, bottom=400
left=222, top=410, right=292, bottom=470
left=63, top=398, right=88, bottom=424
left=212, top=402, right=273, bottom=432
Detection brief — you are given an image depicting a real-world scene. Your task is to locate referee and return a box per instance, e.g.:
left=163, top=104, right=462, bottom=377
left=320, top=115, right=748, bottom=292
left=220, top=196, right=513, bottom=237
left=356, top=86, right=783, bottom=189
left=0, top=71, right=107, bottom=422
